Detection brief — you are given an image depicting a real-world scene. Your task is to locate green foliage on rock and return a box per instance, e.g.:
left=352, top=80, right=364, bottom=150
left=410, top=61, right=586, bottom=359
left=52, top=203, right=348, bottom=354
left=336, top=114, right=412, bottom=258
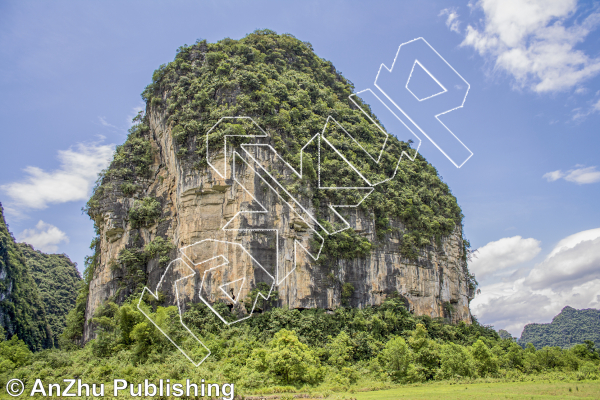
left=128, top=197, right=162, bottom=228
left=143, top=236, right=175, bottom=265
left=519, top=306, right=600, bottom=350
left=16, top=244, right=81, bottom=347
left=318, top=228, right=372, bottom=263
left=130, top=29, right=465, bottom=261
left=84, top=118, right=154, bottom=220
left=0, top=203, right=52, bottom=351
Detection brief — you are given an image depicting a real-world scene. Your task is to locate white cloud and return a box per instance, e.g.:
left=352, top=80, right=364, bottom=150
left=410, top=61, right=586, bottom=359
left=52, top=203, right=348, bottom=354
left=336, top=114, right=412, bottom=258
left=542, top=169, right=565, bottom=182
left=564, top=166, right=600, bottom=184
left=471, top=228, right=600, bottom=337
left=98, top=116, right=119, bottom=130
left=572, top=98, right=600, bottom=120
left=460, top=0, right=600, bottom=93
left=440, top=8, right=461, bottom=33
left=547, top=227, right=600, bottom=258
left=471, top=277, right=600, bottom=337
left=469, top=236, right=541, bottom=280
left=17, top=220, right=69, bottom=253
left=543, top=166, right=600, bottom=184
left=527, top=237, right=600, bottom=290
left=0, top=142, right=114, bottom=209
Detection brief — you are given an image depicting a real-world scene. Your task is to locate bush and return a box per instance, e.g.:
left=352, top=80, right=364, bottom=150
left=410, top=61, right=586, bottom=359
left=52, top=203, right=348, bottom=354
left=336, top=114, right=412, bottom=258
left=578, top=361, right=599, bottom=380
left=408, top=326, right=441, bottom=381
left=144, top=237, right=174, bottom=265
left=128, top=197, right=161, bottom=228
left=120, top=182, right=138, bottom=196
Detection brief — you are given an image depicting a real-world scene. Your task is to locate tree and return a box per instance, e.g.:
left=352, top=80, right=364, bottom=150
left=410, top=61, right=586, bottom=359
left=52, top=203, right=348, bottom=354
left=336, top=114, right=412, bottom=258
left=327, top=331, right=353, bottom=368
left=471, top=339, right=498, bottom=377
left=407, top=324, right=441, bottom=381
left=439, top=342, right=475, bottom=379
left=0, top=335, right=32, bottom=373
left=264, top=329, right=322, bottom=384
left=380, top=336, right=411, bottom=382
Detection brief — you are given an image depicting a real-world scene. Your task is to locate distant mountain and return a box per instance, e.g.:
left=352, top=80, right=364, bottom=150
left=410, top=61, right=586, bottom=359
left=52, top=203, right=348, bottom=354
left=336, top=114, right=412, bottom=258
left=17, top=243, right=81, bottom=346
left=0, top=203, right=52, bottom=350
left=498, top=329, right=515, bottom=341
left=518, top=306, right=600, bottom=349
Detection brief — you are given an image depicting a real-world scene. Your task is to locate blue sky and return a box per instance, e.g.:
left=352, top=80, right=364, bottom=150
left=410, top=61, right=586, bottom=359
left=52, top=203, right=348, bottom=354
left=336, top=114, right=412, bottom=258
left=1, top=0, right=599, bottom=336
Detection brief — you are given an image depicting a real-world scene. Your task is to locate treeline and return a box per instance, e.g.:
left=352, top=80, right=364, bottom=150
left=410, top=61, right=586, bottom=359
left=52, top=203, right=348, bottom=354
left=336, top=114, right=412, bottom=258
left=2, top=297, right=599, bottom=395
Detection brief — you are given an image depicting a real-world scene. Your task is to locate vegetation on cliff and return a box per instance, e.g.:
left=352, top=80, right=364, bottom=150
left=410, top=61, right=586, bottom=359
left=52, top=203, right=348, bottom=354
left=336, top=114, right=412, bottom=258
left=0, top=203, right=52, bottom=350
left=145, top=29, right=462, bottom=254
left=86, top=29, right=466, bottom=262
left=78, top=31, right=475, bottom=333
left=519, top=306, right=600, bottom=350
left=16, top=243, right=81, bottom=347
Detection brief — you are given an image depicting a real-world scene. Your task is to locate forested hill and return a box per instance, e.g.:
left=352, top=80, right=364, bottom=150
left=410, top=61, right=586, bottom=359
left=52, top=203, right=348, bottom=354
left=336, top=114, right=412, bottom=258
left=17, top=244, right=81, bottom=346
left=519, top=306, right=600, bottom=349
left=0, top=203, right=52, bottom=350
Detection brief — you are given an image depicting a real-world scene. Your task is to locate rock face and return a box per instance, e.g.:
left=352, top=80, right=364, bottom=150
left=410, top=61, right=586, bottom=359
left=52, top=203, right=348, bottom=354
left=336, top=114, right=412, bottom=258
left=82, top=32, right=474, bottom=341
left=84, top=113, right=474, bottom=341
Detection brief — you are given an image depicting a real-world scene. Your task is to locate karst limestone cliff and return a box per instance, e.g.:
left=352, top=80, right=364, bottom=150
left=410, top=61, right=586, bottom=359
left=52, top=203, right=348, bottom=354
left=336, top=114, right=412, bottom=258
left=81, top=31, right=475, bottom=342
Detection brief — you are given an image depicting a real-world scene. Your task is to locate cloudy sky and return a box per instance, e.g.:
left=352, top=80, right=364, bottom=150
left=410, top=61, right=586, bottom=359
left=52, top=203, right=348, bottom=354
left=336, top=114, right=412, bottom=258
left=1, top=0, right=599, bottom=337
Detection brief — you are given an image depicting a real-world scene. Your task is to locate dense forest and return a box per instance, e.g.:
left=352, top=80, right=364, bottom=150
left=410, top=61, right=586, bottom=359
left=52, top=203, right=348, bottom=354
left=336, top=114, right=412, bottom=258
left=0, top=202, right=81, bottom=359
left=16, top=244, right=81, bottom=346
left=0, top=203, right=52, bottom=351
left=2, top=296, right=600, bottom=397
left=519, top=306, right=600, bottom=350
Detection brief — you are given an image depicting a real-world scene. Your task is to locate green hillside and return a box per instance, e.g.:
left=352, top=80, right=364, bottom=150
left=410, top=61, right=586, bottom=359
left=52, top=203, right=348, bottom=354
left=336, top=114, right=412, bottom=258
left=17, top=243, right=81, bottom=346
left=519, top=306, right=600, bottom=350
left=0, top=203, right=52, bottom=350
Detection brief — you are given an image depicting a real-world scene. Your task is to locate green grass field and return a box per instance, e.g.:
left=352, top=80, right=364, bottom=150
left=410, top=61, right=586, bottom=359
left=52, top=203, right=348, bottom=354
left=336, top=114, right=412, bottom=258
left=324, top=381, right=600, bottom=400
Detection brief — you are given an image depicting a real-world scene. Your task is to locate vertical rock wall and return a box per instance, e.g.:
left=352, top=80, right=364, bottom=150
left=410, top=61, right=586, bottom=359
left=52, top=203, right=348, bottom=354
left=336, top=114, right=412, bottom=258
left=83, top=106, right=474, bottom=341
